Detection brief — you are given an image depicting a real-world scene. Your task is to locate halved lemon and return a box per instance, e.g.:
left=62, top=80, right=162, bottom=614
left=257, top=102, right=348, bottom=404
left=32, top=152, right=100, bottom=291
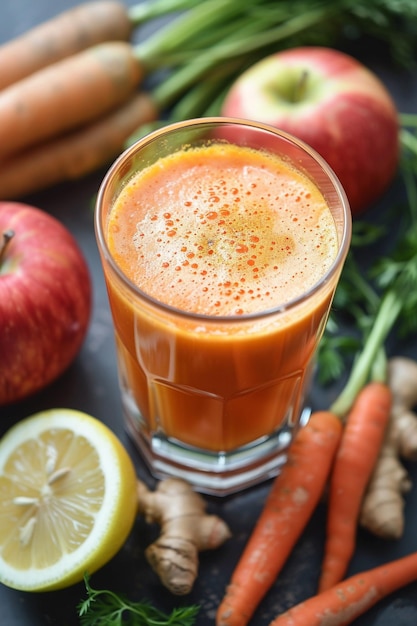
left=0, top=408, right=138, bottom=591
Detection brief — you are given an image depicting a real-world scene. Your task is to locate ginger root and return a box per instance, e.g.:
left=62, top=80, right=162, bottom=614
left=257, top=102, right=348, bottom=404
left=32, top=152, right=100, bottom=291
left=137, top=477, right=231, bottom=595
left=387, top=356, right=417, bottom=460
left=360, top=356, right=417, bottom=539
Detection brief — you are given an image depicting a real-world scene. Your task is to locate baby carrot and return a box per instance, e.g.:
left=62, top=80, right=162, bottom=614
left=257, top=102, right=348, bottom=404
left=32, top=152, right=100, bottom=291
left=318, top=380, right=392, bottom=592
left=269, top=549, right=417, bottom=626
left=216, top=411, right=343, bottom=626
left=0, top=1, right=133, bottom=91
left=0, top=41, right=143, bottom=162
left=0, top=92, right=158, bottom=199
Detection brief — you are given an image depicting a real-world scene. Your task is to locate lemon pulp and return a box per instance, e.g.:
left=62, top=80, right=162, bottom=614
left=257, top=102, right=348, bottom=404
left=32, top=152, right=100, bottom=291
left=0, top=409, right=138, bottom=591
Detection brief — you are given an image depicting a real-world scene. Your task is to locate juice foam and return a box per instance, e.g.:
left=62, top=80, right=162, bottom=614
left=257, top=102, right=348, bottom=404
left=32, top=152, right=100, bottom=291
left=107, top=143, right=337, bottom=316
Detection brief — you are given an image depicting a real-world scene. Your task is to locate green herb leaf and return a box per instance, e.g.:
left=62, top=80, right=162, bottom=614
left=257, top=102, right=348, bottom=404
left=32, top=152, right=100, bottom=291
left=77, top=574, right=200, bottom=626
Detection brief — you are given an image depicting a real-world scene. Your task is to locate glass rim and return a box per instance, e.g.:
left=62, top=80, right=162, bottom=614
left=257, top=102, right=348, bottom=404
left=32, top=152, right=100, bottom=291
left=95, top=116, right=352, bottom=323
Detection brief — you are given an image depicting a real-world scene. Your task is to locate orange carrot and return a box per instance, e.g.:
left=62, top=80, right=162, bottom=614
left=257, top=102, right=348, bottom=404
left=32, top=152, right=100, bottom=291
left=0, top=92, right=158, bottom=199
left=318, top=381, right=392, bottom=592
left=269, top=549, right=417, bottom=626
left=0, top=1, right=133, bottom=91
left=0, top=41, right=143, bottom=161
left=216, top=411, right=343, bottom=626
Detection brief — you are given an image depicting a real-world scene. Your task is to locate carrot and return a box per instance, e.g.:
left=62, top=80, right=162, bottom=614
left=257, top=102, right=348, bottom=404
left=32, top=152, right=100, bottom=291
left=216, top=411, right=343, bottom=626
left=318, top=381, right=392, bottom=593
left=0, top=41, right=143, bottom=162
left=0, top=92, right=158, bottom=199
left=0, top=1, right=133, bottom=91
left=268, top=549, right=417, bottom=626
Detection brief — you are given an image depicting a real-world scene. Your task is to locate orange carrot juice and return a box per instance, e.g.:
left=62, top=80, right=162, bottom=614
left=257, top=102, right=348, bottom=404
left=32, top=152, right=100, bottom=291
left=96, top=119, right=350, bottom=494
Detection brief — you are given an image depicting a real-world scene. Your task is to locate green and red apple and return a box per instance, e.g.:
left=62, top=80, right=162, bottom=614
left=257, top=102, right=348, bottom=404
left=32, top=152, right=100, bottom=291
left=221, top=46, right=400, bottom=215
left=0, top=202, right=92, bottom=405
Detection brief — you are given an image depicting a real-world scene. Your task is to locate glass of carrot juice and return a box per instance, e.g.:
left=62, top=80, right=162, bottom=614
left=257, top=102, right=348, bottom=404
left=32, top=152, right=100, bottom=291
left=95, top=117, right=351, bottom=496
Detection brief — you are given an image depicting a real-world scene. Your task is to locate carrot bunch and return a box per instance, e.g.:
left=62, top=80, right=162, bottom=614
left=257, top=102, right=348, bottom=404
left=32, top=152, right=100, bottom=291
left=0, top=0, right=274, bottom=198
left=216, top=305, right=395, bottom=625
left=0, top=1, right=161, bottom=199
left=216, top=382, right=393, bottom=626
left=0, top=0, right=269, bottom=198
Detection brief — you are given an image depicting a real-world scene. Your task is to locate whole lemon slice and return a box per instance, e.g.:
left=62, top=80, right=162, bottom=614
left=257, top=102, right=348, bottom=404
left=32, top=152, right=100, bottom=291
left=0, top=409, right=138, bottom=591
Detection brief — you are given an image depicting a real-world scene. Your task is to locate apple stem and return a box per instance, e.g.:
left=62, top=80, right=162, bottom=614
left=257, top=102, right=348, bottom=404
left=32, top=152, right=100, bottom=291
left=293, top=70, right=309, bottom=102
left=0, top=229, right=14, bottom=265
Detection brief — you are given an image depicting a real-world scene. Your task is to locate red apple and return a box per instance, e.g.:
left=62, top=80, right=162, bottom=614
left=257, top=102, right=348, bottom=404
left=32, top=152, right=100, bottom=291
left=221, top=46, right=400, bottom=215
left=0, top=202, right=92, bottom=405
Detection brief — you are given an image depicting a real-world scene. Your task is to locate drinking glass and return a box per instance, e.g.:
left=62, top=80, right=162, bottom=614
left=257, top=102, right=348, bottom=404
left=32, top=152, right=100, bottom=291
left=95, top=117, right=351, bottom=496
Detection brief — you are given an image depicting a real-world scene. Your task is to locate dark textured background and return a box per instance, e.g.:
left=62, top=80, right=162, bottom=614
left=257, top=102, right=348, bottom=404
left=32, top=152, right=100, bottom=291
left=1, top=2, right=417, bottom=624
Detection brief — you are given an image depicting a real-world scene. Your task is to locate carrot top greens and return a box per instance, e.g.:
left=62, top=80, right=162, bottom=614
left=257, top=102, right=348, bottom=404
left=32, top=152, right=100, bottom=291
left=318, top=114, right=417, bottom=410
left=78, top=574, right=199, bottom=625
left=123, top=0, right=417, bottom=140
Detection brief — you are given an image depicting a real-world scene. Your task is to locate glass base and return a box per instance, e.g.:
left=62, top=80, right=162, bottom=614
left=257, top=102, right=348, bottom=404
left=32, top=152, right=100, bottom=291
left=123, top=390, right=311, bottom=496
